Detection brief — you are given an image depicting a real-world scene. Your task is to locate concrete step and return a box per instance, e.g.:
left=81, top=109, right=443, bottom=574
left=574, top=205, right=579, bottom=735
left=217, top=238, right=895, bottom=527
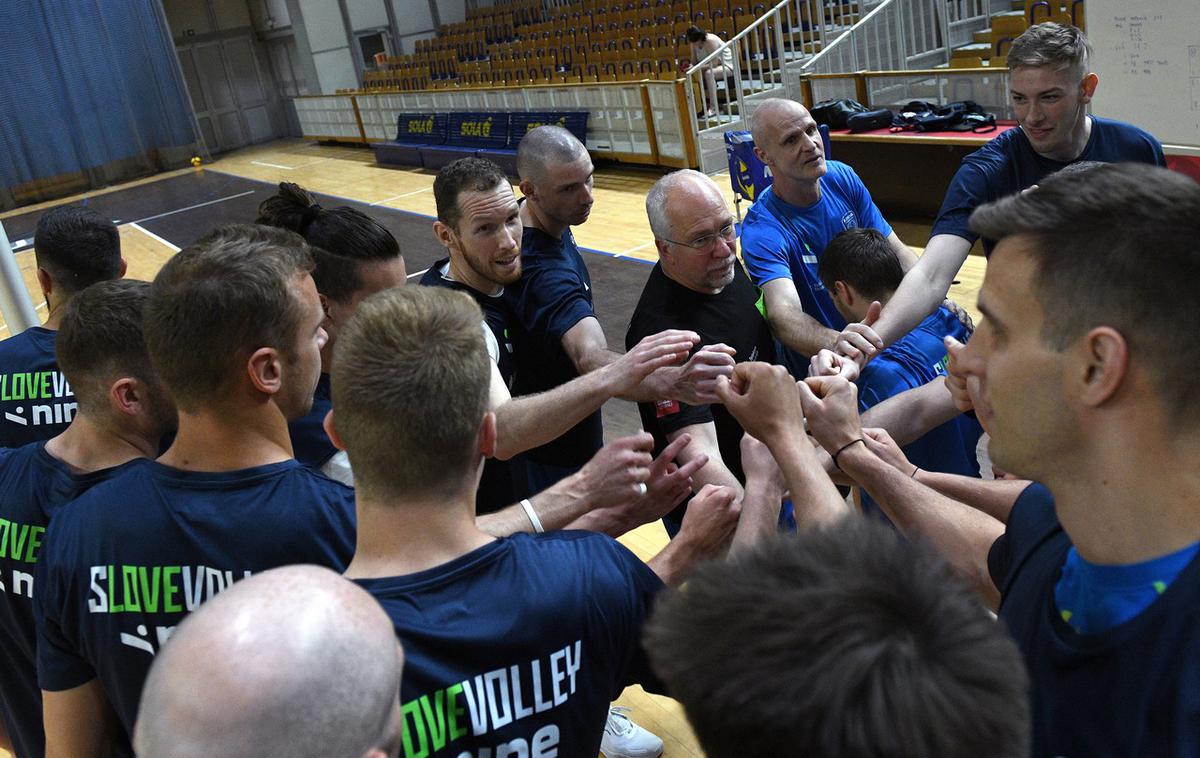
left=973, top=29, right=993, bottom=44
left=952, top=42, right=993, bottom=59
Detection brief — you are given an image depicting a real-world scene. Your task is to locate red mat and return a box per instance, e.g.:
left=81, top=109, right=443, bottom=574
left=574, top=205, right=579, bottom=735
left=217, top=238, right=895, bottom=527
left=830, top=123, right=1018, bottom=140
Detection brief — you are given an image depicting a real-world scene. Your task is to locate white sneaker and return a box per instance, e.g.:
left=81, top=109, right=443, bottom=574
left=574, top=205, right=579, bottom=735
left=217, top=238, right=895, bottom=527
left=600, top=706, right=664, bottom=758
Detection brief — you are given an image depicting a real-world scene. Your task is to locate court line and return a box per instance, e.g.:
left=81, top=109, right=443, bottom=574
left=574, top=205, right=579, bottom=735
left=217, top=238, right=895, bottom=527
left=131, top=191, right=257, bottom=225
left=128, top=222, right=182, bottom=253
left=616, top=241, right=656, bottom=257
left=371, top=186, right=434, bottom=205
left=251, top=160, right=298, bottom=170
left=406, top=268, right=430, bottom=279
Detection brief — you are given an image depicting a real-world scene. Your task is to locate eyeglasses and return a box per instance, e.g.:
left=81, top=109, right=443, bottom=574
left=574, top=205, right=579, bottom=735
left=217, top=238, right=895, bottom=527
left=664, top=222, right=739, bottom=251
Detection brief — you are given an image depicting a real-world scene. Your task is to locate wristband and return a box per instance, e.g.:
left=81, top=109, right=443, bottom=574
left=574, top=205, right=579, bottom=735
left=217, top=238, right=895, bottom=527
left=831, top=438, right=865, bottom=470
left=520, top=499, right=544, bottom=533
left=911, top=465, right=920, bottom=478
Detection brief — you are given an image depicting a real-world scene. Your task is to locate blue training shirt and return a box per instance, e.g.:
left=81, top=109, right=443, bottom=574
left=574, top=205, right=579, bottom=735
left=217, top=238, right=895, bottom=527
left=0, top=443, right=137, bottom=758
left=504, top=226, right=603, bottom=469
left=933, top=116, right=1165, bottom=246
left=34, top=458, right=357, bottom=752
left=0, top=328, right=76, bottom=448
left=740, top=161, right=892, bottom=371
left=856, top=306, right=982, bottom=521
left=288, top=372, right=336, bottom=468
left=988, top=483, right=1200, bottom=755
left=356, top=530, right=664, bottom=758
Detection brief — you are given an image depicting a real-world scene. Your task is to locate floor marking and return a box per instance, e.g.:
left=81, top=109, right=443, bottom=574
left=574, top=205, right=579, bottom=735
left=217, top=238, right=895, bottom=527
left=128, top=222, right=182, bottom=252
left=616, top=241, right=656, bottom=257
left=406, top=268, right=430, bottom=279
left=10, top=237, right=33, bottom=252
left=131, top=191, right=257, bottom=224
left=251, top=160, right=297, bottom=170
left=371, top=186, right=433, bottom=205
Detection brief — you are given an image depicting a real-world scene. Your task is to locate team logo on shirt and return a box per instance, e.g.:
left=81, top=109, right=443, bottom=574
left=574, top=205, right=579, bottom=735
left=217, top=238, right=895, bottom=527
left=399, top=639, right=582, bottom=758
left=841, top=211, right=858, bottom=230
left=1, top=370, right=75, bottom=427
left=0, top=516, right=44, bottom=599
left=86, top=563, right=253, bottom=656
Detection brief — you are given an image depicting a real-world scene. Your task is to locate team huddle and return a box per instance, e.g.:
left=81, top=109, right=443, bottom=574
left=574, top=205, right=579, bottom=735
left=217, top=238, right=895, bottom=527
left=1, top=20, right=1196, bottom=758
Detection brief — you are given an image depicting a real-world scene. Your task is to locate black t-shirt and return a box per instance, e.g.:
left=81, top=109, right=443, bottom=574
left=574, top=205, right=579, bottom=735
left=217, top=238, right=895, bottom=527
left=422, top=259, right=530, bottom=513
left=504, top=227, right=603, bottom=469
left=989, top=483, right=1200, bottom=756
left=625, top=260, right=776, bottom=519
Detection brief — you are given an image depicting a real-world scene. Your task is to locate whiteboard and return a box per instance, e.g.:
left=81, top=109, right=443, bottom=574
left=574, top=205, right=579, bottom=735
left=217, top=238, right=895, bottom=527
left=1087, top=0, right=1200, bottom=148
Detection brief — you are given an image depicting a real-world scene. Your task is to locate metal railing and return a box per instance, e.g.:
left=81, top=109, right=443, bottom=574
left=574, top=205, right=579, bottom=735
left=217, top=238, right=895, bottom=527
left=685, top=0, right=869, bottom=172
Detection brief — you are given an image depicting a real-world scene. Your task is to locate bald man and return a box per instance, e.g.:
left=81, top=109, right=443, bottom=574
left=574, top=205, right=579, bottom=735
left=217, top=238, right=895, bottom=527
left=739, top=98, right=917, bottom=375
left=626, top=170, right=783, bottom=536
left=134, top=565, right=403, bottom=758
left=508, top=125, right=734, bottom=496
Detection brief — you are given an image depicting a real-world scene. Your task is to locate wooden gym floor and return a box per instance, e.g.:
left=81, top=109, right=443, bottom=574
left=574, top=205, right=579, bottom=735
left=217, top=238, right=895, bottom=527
left=0, top=139, right=986, bottom=758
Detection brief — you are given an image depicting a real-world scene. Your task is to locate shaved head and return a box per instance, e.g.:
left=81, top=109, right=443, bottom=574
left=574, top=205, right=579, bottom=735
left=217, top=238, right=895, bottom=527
left=748, top=98, right=809, bottom=144
left=517, top=125, right=589, bottom=183
left=135, top=565, right=403, bottom=758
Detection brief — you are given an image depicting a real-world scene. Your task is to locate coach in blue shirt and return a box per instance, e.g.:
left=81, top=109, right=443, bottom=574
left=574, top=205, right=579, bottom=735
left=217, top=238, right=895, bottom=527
left=837, top=22, right=1165, bottom=368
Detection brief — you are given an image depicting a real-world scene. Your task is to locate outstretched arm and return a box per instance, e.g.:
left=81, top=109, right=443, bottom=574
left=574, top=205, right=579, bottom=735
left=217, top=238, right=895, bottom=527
left=858, top=234, right=973, bottom=350
left=490, top=329, right=696, bottom=459
left=759, top=278, right=839, bottom=358
left=562, top=316, right=737, bottom=405
left=799, top=376, right=1002, bottom=607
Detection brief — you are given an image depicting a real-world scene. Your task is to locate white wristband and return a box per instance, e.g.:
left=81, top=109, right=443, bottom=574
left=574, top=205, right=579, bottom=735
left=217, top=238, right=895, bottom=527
left=520, top=498, right=544, bottom=533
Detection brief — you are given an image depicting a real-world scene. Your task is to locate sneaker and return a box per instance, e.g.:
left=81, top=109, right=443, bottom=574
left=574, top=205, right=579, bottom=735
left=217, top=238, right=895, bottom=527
left=600, top=706, right=664, bottom=758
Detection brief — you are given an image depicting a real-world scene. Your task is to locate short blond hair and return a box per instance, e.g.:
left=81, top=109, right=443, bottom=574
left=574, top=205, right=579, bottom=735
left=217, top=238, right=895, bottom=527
left=331, top=286, right=490, bottom=500
left=1007, top=22, right=1091, bottom=77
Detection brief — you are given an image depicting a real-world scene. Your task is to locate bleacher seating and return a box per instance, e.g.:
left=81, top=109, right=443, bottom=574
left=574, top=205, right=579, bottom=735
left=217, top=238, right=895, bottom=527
left=352, top=0, right=781, bottom=94
left=371, top=110, right=589, bottom=174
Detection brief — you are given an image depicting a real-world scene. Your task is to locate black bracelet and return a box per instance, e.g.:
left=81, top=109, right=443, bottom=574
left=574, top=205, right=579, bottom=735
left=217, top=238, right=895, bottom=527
left=831, top=438, right=865, bottom=470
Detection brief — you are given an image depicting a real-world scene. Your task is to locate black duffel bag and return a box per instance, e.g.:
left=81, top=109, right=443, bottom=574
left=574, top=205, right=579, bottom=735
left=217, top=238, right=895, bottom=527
left=846, top=108, right=894, bottom=133
left=810, top=98, right=868, bottom=130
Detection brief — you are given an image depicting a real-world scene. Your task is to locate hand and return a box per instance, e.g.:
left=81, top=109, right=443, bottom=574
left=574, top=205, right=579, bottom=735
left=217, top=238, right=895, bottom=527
left=673, top=483, right=740, bottom=559
left=670, top=344, right=737, bottom=404
left=942, top=298, right=974, bottom=335
left=862, top=427, right=916, bottom=476
left=808, top=348, right=860, bottom=381
left=574, top=433, right=655, bottom=511
left=943, top=336, right=975, bottom=414
left=713, top=362, right=804, bottom=447
left=739, top=434, right=785, bottom=495
left=597, top=433, right=708, bottom=533
left=609, top=330, right=698, bottom=395
left=796, top=375, right=863, bottom=453
left=833, top=300, right=883, bottom=365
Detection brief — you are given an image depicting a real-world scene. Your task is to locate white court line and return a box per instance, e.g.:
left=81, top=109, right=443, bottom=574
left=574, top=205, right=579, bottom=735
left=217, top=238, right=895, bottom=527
left=251, top=160, right=297, bottom=170
left=406, top=268, right=430, bottom=280
left=371, top=186, right=433, bottom=205
left=616, top=241, right=656, bottom=257
left=128, top=222, right=181, bottom=252
left=132, top=190, right=256, bottom=225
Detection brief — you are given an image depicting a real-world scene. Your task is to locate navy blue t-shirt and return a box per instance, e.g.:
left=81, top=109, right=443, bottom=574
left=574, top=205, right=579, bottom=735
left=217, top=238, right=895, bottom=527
left=0, top=443, right=135, bottom=758
left=933, top=116, right=1165, bottom=247
left=288, top=372, right=336, bottom=468
left=0, top=328, right=75, bottom=448
left=857, top=306, right=982, bottom=521
left=34, top=458, right=357, bottom=752
left=422, top=259, right=530, bottom=513
left=989, top=483, right=1200, bottom=756
left=357, top=531, right=664, bottom=758
left=504, top=227, right=603, bottom=469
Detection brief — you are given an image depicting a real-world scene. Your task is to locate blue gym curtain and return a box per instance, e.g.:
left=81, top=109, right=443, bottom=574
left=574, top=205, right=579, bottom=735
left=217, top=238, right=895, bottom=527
left=0, top=0, right=203, bottom=210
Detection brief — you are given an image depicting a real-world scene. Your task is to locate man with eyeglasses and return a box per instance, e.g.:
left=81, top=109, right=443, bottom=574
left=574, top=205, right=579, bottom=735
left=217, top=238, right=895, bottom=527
left=740, top=97, right=919, bottom=377
left=627, top=170, right=780, bottom=536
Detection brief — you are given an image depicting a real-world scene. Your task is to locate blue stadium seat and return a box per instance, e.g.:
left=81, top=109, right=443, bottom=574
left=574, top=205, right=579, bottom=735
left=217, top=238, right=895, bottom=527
left=372, top=113, right=448, bottom=168
left=477, top=111, right=589, bottom=175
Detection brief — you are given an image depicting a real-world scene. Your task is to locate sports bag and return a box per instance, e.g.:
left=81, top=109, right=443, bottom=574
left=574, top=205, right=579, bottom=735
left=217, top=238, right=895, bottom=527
left=846, top=108, right=894, bottom=133
left=810, top=98, right=868, bottom=130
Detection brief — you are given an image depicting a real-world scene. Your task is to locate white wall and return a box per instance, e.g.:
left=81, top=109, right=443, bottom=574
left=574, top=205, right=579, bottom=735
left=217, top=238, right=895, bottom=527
left=393, top=0, right=434, bottom=34
left=313, top=48, right=361, bottom=92
left=347, top=0, right=389, bottom=31
left=248, top=0, right=292, bottom=31
left=438, top=0, right=467, bottom=25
